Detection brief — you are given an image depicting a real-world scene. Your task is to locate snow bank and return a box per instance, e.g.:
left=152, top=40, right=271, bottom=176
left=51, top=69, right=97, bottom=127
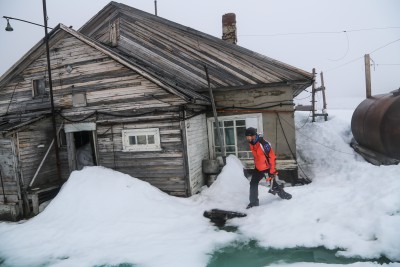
left=235, top=111, right=400, bottom=261
left=0, top=167, right=236, bottom=267
left=0, top=110, right=399, bottom=267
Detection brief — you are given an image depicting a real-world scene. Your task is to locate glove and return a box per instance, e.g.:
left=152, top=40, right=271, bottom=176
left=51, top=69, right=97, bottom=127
left=266, top=173, right=276, bottom=182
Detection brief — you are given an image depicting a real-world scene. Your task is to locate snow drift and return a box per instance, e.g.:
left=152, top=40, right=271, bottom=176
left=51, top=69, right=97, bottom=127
left=0, top=110, right=399, bottom=267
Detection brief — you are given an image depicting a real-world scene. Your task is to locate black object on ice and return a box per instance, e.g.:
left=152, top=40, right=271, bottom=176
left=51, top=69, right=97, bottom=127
left=203, top=209, right=247, bottom=226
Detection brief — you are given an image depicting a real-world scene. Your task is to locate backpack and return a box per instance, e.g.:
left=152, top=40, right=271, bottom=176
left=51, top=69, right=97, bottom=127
left=258, top=137, right=272, bottom=165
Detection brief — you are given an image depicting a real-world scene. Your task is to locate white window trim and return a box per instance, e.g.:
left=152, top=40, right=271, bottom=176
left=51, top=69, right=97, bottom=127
left=207, top=113, right=263, bottom=159
left=122, top=128, right=161, bottom=152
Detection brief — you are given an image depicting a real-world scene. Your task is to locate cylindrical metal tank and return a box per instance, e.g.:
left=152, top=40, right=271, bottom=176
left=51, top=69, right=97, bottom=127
left=351, top=89, right=400, bottom=160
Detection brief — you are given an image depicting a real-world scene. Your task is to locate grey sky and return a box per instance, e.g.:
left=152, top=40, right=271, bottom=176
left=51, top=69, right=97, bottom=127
left=1, top=0, right=399, bottom=108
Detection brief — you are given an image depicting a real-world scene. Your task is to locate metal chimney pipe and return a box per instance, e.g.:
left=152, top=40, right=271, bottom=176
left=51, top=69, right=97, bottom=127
left=222, top=13, right=237, bottom=44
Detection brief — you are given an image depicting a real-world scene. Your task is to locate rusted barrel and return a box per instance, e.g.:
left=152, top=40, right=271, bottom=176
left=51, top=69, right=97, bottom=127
left=351, top=89, right=400, bottom=160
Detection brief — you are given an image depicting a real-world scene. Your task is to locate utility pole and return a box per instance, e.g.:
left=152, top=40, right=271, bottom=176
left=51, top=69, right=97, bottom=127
left=364, top=54, right=372, bottom=98
left=204, top=65, right=226, bottom=157
left=311, top=68, right=316, bottom=122
left=42, top=0, right=62, bottom=180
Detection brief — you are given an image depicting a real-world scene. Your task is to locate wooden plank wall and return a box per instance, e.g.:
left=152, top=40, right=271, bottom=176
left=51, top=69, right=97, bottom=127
left=17, top=118, right=69, bottom=188
left=213, top=86, right=297, bottom=159
left=184, top=114, right=209, bottom=195
left=1, top=31, right=205, bottom=197
left=0, top=33, right=186, bottom=117
left=97, top=120, right=188, bottom=196
left=0, top=139, right=19, bottom=204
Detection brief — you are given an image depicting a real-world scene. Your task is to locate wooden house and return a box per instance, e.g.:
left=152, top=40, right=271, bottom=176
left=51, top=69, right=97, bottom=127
left=0, top=1, right=313, bottom=221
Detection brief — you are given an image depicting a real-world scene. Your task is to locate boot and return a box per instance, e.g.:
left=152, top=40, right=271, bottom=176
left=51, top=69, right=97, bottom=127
left=268, top=179, right=292, bottom=200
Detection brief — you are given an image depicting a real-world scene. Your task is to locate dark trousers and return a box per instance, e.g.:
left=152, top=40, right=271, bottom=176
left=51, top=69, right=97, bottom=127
left=249, top=169, right=270, bottom=206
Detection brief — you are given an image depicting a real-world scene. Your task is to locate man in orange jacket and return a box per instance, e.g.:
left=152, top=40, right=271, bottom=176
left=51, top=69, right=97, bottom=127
left=245, top=127, right=291, bottom=209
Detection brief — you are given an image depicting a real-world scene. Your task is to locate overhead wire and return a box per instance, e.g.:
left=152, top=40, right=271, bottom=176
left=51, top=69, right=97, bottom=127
left=239, top=26, right=400, bottom=73
left=295, top=111, right=312, bottom=130
left=279, top=113, right=355, bottom=156
left=327, top=31, right=349, bottom=62
left=325, top=37, right=400, bottom=72
left=275, top=113, right=311, bottom=182
left=0, top=82, right=20, bottom=118
left=239, top=26, right=400, bottom=37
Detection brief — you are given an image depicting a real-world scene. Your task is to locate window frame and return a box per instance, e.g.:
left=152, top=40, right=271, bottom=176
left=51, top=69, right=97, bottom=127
left=207, top=113, right=263, bottom=159
left=122, top=128, right=162, bottom=152
left=32, top=78, right=48, bottom=98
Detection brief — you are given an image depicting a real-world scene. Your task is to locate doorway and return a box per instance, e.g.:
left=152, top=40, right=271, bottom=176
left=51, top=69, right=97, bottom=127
left=64, top=123, right=98, bottom=172
left=74, top=131, right=97, bottom=170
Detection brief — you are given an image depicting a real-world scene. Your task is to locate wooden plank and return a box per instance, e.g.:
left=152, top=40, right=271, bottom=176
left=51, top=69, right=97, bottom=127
left=295, top=105, right=313, bottom=111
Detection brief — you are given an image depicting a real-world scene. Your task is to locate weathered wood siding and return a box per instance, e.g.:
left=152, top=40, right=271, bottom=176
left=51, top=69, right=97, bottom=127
left=185, top=114, right=209, bottom=195
left=97, top=120, right=188, bottom=196
left=52, top=36, right=187, bottom=115
left=16, top=118, right=69, bottom=188
left=1, top=30, right=197, bottom=198
left=0, top=138, right=19, bottom=204
left=0, top=33, right=186, bottom=118
left=213, top=86, right=296, bottom=159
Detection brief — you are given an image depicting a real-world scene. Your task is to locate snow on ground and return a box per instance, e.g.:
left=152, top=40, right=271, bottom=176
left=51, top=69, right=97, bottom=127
left=0, top=110, right=399, bottom=267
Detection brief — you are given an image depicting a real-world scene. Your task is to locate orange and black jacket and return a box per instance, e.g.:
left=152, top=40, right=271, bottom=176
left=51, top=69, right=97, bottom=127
left=249, top=137, right=277, bottom=173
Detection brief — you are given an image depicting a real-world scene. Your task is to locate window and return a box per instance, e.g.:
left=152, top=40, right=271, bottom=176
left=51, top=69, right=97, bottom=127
left=208, top=114, right=262, bottom=159
left=122, top=128, right=161, bottom=152
left=32, top=78, right=48, bottom=97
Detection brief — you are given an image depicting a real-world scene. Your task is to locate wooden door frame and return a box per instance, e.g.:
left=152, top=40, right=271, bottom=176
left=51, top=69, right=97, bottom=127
left=64, top=123, right=98, bottom=172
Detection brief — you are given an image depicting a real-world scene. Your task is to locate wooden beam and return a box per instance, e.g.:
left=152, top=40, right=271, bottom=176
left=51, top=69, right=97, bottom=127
left=365, top=54, right=372, bottom=98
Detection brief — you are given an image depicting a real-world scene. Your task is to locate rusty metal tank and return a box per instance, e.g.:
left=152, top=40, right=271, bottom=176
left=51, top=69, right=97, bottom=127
left=351, top=88, right=400, bottom=160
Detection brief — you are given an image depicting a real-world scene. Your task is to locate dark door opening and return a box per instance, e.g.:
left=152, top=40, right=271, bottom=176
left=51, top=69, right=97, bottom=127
left=74, top=131, right=97, bottom=170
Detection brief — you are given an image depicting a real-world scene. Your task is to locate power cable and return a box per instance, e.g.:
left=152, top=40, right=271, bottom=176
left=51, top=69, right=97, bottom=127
left=295, top=111, right=312, bottom=130
left=327, top=31, right=349, bottom=61
left=0, top=82, right=20, bottom=117
left=239, top=26, right=400, bottom=37
left=369, top=37, right=400, bottom=54
left=276, top=113, right=311, bottom=182
left=280, top=114, right=355, bottom=156
left=295, top=93, right=312, bottom=101
left=376, top=63, right=400, bottom=66
left=326, top=37, right=400, bottom=72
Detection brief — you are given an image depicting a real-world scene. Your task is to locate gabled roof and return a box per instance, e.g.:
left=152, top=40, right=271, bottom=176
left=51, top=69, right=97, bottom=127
left=79, top=1, right=313, bottom=97
left=0, top=24, right=209, bottom=104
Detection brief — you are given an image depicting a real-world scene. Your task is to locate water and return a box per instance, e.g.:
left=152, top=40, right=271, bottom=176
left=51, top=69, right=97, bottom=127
left=207, top=240, right=393, bottom=267
left=0, top=241, right=394, bottom=267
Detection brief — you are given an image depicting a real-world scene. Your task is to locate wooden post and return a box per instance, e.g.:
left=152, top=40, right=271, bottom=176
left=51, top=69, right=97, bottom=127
left=42, top=0, right=62, bottom=181
left=311, top=68, right=316, bottom=122
left=320, top=72, right=327, bottom=110
left=365, top=54, right=372, bottom=98
left=204, top=65, right=226, bottom=157
left=320, top=72, right=328, bottom=121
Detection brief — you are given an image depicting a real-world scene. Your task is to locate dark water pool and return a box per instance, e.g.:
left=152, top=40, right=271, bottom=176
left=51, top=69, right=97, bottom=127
left=206, top=240, right=393, bottom=267
left=0, top=241, right=394, bottom=267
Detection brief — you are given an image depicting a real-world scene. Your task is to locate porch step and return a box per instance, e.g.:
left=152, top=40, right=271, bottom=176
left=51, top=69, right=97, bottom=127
left=28, top=185, right=61, bottom=215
